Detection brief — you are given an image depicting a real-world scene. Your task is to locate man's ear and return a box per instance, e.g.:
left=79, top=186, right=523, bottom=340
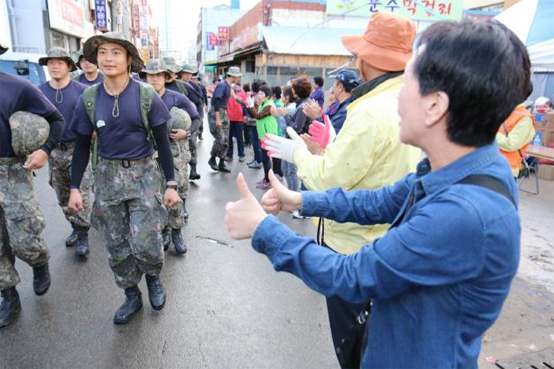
left=424, top=91, right=449, bottom=128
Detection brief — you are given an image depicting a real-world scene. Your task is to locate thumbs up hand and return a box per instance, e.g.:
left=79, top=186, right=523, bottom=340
left=225, top=173, right=268, bottom=240
left=261, top=127, right=306, bottom=163
left=261, top=170, right=303, bottom=215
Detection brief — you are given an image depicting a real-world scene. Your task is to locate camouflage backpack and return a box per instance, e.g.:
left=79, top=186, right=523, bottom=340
left=174, top=80, right=189, bottom=96
left=82, top=81, right=155, bottom=169
left=9, top=111, right=50, bottom=157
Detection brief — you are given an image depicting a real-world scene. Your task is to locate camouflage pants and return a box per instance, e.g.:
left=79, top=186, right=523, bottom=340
left=188, top=131, right=198, bottom=166
left=158, top=141, right=187, bottom=230
left=92, top=157, right=166, bottom=289
left=49, top=143, right=93, bottom=228
left=209, top=108, right=230, bottom=159
left=0, top=158, right=50, bottom=290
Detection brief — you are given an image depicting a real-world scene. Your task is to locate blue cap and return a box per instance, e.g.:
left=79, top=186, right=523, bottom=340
left=336, top=69, right=360, bottom=92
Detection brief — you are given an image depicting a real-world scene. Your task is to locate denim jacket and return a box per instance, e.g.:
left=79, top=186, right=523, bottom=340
left=252, top=143, right=520, bottom=369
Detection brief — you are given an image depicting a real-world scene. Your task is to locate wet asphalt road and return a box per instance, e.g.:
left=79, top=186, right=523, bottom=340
left=0, top=134, right=337, bottom=369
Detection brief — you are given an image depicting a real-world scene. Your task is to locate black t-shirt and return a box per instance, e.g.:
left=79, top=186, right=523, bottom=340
left=72, top=79, right=171, bottom=160
left=161, top=89, right=199, bottom=119
left=39, top=80, right=88, bottom=143
left=0, top=72, right=58, bottom=157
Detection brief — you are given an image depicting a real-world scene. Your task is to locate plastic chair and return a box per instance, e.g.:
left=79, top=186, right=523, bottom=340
left=518, top=157, right=539, bottom=195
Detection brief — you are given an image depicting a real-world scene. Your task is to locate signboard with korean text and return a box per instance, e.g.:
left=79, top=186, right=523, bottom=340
left=207, top=32, right=217, bottom=50
left=95, top=0, right=108, bottom=31
left=326, top=0, right=463, bottom=21
left=218, top=27, right=230, bottom=41
left=47, top=0, right=87, bottom=38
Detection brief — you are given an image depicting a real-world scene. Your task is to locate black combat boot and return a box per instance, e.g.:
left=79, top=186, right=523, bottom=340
left=171, top=228, right=187, bottom=254
left=208, top=156, right=219, bottom=171
left=0, top=288, right=21, bottom=328
left=32, top=263, right=51, bottom=296
left=218, top=158, right=231, bottom=173
left=162, top=227, right=171, bottom=251
left=189, top=164, right=201, bottom=180
left=65, top=225, right=79, bottom=247
left=182, top=199, right=189, bottom=221
left=145, top=275, right=166, bottom=311
left=75, top=227, right=90, bottom=257
left=113, top=286, right=143, bottom=324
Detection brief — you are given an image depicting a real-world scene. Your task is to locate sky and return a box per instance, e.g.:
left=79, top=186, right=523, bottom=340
left=152, top=0, right=261, bottom=58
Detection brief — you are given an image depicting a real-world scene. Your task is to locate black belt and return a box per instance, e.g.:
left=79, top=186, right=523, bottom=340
left=99, top=156, right=153, bottom=168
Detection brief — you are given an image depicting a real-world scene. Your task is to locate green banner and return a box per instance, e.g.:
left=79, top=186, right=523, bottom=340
left=326, top=0, right=463, bottom=22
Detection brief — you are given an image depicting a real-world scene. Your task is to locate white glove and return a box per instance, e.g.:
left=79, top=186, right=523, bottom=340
left=262, top=127, right=306, bottom=163
left=246, top=96, right=255, bottom=109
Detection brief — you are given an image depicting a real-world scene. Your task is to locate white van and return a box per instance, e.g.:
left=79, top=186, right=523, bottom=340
left=0, top=51, right=50, bottom=86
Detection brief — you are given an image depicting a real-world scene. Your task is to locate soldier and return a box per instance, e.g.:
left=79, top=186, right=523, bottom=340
left=67, top=33, right=180, bottom=324
left=0, top=43, right=65, bottom=328
left=163, top=57, right=189, bottom=96
left=141, top=59, right=201, bottom=254
left=74, top=49, right=104, bottom=86
left=208, top=66, right=242, bottom=173
left=38, top=48, right=92, bottom=257
left=191, top=72, right=208, bottom=143
left=180, top=65, right=205, bottom=180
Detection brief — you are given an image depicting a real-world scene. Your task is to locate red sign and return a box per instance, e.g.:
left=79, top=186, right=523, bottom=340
left=60, top=0, right=83, bottom=26
left=218, top=27, right=230, bottom=41
left=207, top=32, right=218, bottom=46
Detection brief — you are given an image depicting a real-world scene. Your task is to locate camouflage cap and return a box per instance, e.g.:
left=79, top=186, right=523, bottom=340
left=39, top=47, right=78, bottom=72
left=168, top=107, right=191, bottom=131
left=163, top=57, right=182, bottom=74
left=180, top=64, right=196, bottom=74
left=75, top=48, right=96, bottom=69
left=0, top=43, right=8, bottom=55
left=140, top=59, right=170, bottom=77
left=9, top=111, right=50, bottom=157
left=84, top=32, right=145, bottom=73
left=226, top=66, right=242, bottom=77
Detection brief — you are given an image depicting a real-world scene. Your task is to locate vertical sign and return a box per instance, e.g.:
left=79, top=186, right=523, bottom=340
left=95, top=0, right=108, bottom=31
left=217, top=27, right=230, bottom=41
left=207, top=32, right=217, bottom=50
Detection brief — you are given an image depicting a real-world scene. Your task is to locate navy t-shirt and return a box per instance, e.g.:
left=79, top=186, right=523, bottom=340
left=161, top=89, right=199, bottom=120
left=211, top=80, right=231, bottom=111
left=39, top=80, right=88, bottom=143
left=182, top=81, right=201, bottom=105
left=165, top=81, right=186, bottom=95
left=78, top=73, right=103, bottom=86
left=0, top=72, right=58, bottom=157
left=72, top=79, right=171, bottom=160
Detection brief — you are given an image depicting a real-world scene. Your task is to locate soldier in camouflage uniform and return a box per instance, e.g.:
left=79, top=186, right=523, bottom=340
left=38, top=47, right=93, bottom=257
left=67, top=33, right=180, bottom=324
left=1, top=41, right=66, bottom=328
left=208, top=66, right=242, bottom=173
left=141, top=59, right=198, bottom=254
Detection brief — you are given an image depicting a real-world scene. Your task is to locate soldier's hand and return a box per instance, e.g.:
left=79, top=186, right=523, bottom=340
left=68, top=189, right=84, bottom=212
left=215, top=122, right=222, bottom=132
left=23, top=149, right=48, bottom=170
left=169, top=129, right=188, bottom=141
left=225, top=173, right=267, bottom=240
left=261, top=170, right=302, bottom=215
left=164, top=188, right=181, bottom=208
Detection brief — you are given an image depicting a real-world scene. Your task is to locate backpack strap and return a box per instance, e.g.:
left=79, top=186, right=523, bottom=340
left=457, top=174, right=516, bottom=207
left=82, top=84, right=100, bottom=170
left=138, top=82, right=156, bottom=148
left=176, top=80, right=188, bottom=96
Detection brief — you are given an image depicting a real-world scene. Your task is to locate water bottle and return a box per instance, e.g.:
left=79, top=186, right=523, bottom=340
left=532, top=133, right=542, bottom=146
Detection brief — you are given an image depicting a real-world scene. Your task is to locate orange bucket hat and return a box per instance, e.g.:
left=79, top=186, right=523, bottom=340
left=341, top=12, right=416, bottom=72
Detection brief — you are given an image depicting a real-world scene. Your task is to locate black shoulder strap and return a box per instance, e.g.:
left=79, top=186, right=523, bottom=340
left=457, top=174, right=516, bottom=207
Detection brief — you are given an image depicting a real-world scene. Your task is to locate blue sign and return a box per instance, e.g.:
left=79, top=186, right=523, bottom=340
left=95, top=0, right=108, bottom=30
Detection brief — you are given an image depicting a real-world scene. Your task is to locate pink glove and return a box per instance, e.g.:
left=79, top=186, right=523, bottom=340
left=308, top=115, right=336, bottom=149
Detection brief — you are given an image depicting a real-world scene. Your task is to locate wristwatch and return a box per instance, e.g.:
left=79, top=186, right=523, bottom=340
left=166, top=184, right=178, bottom=191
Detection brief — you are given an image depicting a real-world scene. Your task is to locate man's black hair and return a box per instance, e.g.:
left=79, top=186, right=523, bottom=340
left=252, top=79, right=266, bottom=93
left=314, top=76, right=324, bottom=88
left=259, top=84, right=272, bottom=97
left=272, top=86, right=282, bottom=99
left=414, top=19, right=531, bottom=148
left=243, top=83, right=250, bottom=93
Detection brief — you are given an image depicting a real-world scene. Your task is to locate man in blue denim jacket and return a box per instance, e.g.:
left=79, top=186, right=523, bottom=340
left=225, top=19, right=531, bottom=369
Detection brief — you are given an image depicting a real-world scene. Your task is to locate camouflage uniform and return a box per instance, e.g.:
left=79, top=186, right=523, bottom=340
left=0, top=158, right=50, bottom=290
left=92, top=157, right=166, bottom=289
left=208, top=108, right=230, bottom=159
left=49, top=144, right=93, bottom=228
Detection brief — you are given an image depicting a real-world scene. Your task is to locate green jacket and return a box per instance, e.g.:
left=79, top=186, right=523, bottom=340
left=256, top=99, right=278, bottom=139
